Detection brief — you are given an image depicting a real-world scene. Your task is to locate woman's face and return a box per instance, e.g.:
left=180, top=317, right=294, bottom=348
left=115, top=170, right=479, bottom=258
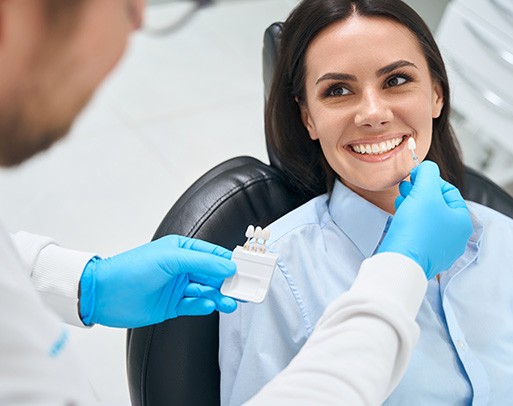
left=300, top=15, right=443, bottom=206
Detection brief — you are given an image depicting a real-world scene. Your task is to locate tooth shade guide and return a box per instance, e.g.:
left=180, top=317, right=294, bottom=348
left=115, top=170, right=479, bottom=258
left=245, top=225, right=255, bottom=238
left=407, top=137, right=416, bottom=151
left=252, top=226, right=263, bottom=251
left=244, top=225, right=255, bottom=250
left=243, top=225, right=271, bottom=253
left=222, top=225, right=278, bottom=303
left=407, top=137, right=419, bottom=166
left=260, top=228, right=271, bottom=253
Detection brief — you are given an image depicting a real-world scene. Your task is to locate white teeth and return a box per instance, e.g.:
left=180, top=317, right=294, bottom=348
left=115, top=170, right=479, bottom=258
left=351, top=136, right=405, bottom=155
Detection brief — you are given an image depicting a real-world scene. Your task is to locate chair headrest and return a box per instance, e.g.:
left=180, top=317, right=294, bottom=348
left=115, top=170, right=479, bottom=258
left=262, top=22, right=284, bottom=170
left=263, top=22, right=283, bottom=103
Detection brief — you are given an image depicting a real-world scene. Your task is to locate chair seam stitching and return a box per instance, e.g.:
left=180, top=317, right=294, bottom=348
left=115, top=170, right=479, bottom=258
left=185, top=174, right=275, bottom=237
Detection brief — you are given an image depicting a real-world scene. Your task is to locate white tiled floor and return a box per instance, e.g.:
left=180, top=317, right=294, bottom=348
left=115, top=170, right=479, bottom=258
left=0, top=0, right=297, bottom=403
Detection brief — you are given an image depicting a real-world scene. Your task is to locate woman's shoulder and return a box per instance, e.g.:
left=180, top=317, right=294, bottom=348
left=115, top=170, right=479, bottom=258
left=266, top=193, right=331, bottom=246
left=466, top=201, right=513, bottom=244
left=466, top=200, right=513, bottom=225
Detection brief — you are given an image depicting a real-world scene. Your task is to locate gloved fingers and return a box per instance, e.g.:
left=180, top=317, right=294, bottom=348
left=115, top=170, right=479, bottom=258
left=167, top=249, right=236, bottom=278
left=398, top=180, right=413, bottom=198
left=173, top=235, right=233, bottom=260
left=216, top=297, right=238, bottom=313
left=409, top=160, right=440, bottom=197
left=175, top=298, right=217, bottom=316
left=189, top=273, right=226, bottom=289
left=183, top=283, right=238, bottom=313
left=410, top=160, right=440, bottom=183
left=394, top=195, right=406, bottom=211
left=440, top=180, right=468, bottom=209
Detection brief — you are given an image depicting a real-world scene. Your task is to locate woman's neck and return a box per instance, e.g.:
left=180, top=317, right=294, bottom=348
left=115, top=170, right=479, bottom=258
left=343, top=182, right=400, bottom=214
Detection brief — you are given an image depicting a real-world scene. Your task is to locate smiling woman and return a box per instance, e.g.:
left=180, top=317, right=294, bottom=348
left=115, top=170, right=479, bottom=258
left=298, top=15, right=445, bottom=211
left=219, top=0, right=513, bottom=405
left=265, top=0, right=463, bottom=202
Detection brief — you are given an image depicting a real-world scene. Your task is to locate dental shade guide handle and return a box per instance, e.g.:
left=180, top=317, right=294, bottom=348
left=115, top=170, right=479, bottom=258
left=407, top=137, right=419, bottom=166
left=243, top=225, right=255, bottom=250
left=260, top=228, right=271, bottom=253
left=253, top=226, right=263, bottom=252
left=221, top=224, right=278, bottom=303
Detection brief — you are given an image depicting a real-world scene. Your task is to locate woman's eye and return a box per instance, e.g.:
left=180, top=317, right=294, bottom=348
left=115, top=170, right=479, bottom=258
left=386, top=75, right=409, bottom=88
left=326, top=85, right=350, bottom=97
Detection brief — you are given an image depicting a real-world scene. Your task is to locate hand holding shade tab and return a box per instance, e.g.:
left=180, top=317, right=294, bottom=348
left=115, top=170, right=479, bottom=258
left=79, top=235, right=238, bottom=328
left=378, top=161, right=473, bottom=280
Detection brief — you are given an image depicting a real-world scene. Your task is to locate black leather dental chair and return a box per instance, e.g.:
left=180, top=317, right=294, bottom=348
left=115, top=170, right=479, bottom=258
left=126, top=22, right=513, bottom=406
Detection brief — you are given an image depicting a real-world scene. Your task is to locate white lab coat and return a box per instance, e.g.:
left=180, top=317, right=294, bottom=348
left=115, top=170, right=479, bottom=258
left=0, top=225, right=426, bottom=405
left=0, top=228, right=95, bottom=405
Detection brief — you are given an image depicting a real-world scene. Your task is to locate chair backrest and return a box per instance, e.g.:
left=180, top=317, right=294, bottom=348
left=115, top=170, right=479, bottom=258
left=462, top=166, right=513, bottom=218
left=126, top=21, right=513, bottom=406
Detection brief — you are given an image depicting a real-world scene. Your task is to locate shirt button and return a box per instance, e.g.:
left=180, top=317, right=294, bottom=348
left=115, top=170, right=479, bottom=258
left=457, top=339, right=466, bottom=351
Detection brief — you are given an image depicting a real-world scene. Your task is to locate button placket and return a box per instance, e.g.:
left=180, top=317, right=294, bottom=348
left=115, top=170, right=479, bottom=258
left=442, top=295, right=490, bottom=406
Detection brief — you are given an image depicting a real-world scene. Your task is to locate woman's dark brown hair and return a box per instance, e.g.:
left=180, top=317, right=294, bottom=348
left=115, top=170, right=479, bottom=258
left=265, top=0, right=464, bottom=197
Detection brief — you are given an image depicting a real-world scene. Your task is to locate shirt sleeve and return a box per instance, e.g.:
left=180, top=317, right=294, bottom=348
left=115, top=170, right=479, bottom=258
left=11, top=232, right=97, bottom=327
left=244, top=252, right=427, bottom=406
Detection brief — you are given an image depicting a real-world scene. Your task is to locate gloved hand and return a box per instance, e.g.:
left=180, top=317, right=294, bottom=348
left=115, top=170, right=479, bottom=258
left=378, top=161, right=473, bottom=280
left=79, top=235, right=238, bottom=328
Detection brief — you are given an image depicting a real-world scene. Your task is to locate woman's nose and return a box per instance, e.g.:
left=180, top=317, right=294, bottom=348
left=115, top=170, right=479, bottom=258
left=354, top=89, right=393, bottom=128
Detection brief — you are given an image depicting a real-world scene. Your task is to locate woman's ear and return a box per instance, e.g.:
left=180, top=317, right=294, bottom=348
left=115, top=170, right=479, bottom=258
left=297, top=98, right=318, bottom=140
left=432, top=82, right=444, bottom=119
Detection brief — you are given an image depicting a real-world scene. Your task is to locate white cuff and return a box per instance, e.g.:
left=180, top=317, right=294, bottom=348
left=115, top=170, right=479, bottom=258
left=351, top=252, right=427, bottom=320
left=31, top=244, right=97, bottom=327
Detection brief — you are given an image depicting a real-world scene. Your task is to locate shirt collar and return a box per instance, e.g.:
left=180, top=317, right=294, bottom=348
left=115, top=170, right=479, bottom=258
left=329, top=179, right=392, bottom=258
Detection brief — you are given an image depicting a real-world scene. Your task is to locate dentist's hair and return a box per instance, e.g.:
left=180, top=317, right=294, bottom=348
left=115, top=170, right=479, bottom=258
left=265, top=0, right=464, bottom=197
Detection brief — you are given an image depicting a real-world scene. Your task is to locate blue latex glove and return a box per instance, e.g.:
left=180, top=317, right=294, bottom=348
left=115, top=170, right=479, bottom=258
left=79, top=235, right=238, bottom=328
left=378, top=161, right=473, bottom=280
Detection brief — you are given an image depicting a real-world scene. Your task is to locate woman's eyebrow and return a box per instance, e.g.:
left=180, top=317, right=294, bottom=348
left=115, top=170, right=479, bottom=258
left=377, top=60, right=418, bottom=76
left=316, top=72, right=357, bottom=85
left=315, top=60, right=418, bottom=85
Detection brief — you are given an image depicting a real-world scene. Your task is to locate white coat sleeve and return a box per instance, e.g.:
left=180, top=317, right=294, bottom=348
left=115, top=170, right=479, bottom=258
left=11, top=232, right=97, bottom=327
left=0, top=227, right=96, bottom=405
left=245, top=252, right=427, bottom=406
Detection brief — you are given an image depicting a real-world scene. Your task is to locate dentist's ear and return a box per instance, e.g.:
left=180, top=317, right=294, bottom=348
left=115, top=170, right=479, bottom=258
left=296, top=97, right=318, bottom=141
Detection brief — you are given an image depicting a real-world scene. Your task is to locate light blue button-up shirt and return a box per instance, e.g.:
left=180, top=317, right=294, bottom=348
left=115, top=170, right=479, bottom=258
left=219, top=180, right=513, bottom=406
